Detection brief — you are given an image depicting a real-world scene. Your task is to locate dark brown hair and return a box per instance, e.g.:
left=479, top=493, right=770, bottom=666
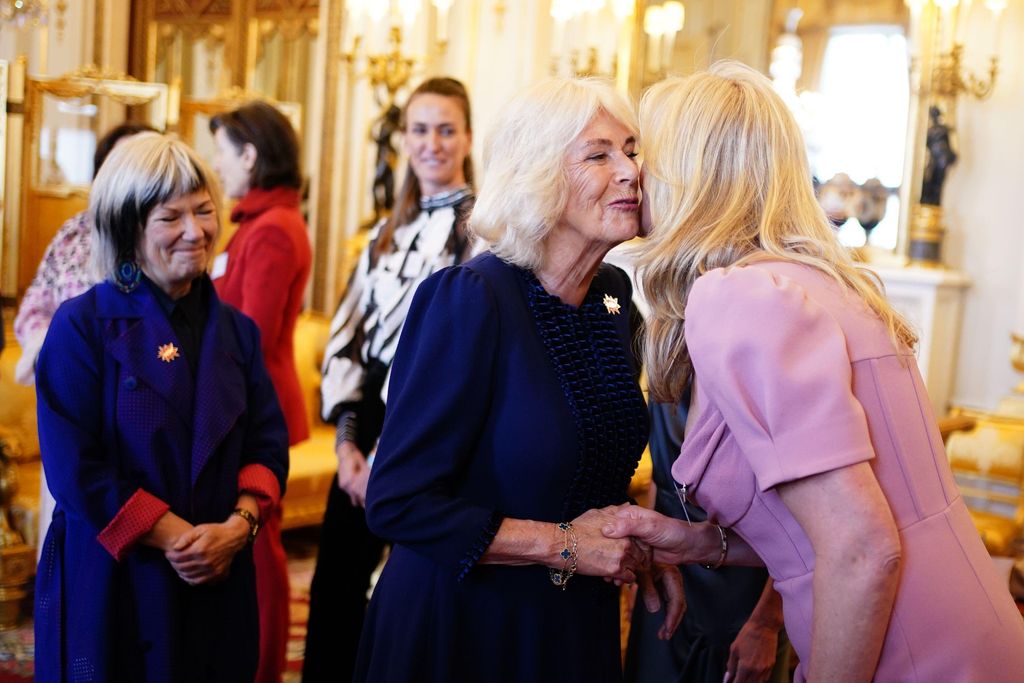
left=93, top=123, right=158, bottom=179
left=209, top=101, right=302, bottom=190
left=373, top=77, right=474, bottom=258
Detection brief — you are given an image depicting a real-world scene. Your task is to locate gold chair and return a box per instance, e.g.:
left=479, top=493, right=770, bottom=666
left=944, top=407, right=1024, bottom=556
left=280, top=312, right=339, bottom=530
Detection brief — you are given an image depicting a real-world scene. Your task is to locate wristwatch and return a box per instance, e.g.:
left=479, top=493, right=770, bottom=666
left=231, top=508, right=260, bottom=544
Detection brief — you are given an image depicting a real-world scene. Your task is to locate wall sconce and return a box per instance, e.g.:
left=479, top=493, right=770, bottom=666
left=550, top=0, right=635, bottom=78
left=904, top=0, right=1003, bottom=265
left=341, top=0, right=454, bottom=105
left=907, top=0, right=1002, bottom=101
left=643, top=1, right=685, bottom=76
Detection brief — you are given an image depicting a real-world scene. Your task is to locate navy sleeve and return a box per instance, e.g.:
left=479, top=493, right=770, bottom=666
left=36, top=298, right=138, bottom=531
left=365, top=265, right=503, bottom=579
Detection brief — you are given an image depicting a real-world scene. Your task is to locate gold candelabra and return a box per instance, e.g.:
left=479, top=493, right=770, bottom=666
left=906, top=0, right=1003, bottom=266
left=549, top=0, right=635, bottom=80
left=930, top=43, right=998, bottom=101
left=363, top=26, right=416, bottom=107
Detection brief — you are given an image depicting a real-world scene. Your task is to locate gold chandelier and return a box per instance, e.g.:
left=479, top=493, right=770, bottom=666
left=0, top=0, right=67, bottom=38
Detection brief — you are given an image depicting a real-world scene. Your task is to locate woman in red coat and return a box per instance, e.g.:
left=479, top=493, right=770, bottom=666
left=210, top=101, right=312, bottom=683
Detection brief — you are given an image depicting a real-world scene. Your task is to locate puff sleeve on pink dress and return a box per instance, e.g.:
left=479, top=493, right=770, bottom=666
left=681, top=264, right=876, bottom=490
left=670, top=261, right=1024, bottom=683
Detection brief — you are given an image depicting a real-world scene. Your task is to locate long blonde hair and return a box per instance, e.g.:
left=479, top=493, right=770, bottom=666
left=636, top=61, right=916, bottom=402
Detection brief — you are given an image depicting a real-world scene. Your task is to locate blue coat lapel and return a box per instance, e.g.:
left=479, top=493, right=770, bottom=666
left=97, top=280, right=249, bottom=488
left=101, top=283, right=195, bottom=429
left=190, top=290, right=247, bottom=486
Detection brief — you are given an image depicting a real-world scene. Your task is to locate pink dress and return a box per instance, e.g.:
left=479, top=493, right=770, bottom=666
left=673, top=260, right=1024, bottom=682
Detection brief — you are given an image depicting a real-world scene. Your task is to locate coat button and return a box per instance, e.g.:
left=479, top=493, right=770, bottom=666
left=124, top=376, right=137, bottom=390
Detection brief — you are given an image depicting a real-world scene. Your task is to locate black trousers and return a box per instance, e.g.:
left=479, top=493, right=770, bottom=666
left=302, top=481, right=387, bottom=682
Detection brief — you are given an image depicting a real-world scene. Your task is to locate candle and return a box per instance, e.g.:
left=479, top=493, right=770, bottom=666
left=986, top=0, right=1007, bottom=53
left=954, top=0, right=973, bottom=45
left=644, top=5, right=664, bottom=73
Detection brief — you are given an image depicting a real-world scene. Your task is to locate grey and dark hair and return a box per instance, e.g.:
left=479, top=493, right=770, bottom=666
left=89, top=132, right=222, bottom=281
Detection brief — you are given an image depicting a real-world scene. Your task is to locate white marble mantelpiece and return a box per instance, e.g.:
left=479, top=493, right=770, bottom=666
left=869, top=264, right=971, bottom=417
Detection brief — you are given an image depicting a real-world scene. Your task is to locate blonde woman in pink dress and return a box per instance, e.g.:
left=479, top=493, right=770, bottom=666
left=607, top=61, right=1024, bottom=682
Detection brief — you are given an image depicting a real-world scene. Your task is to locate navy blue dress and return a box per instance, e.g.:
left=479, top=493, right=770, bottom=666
left=356, top=253, right=649, bottom=682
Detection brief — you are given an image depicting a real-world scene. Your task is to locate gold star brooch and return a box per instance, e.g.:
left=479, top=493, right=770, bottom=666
left=603, top=294, right=621, bottom=315
left=157, top=342, right=180, bottom=363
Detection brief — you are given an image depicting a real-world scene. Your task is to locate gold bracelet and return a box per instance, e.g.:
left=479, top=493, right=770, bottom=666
left=549, top=522, right=578, bottom=590
left=231, top=508, right=260, bottom=544
left=702, top=524, right=728, bottom=570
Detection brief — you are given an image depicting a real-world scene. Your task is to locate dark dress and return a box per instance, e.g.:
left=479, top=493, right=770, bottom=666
left=355, top=252, right=649, bottom=682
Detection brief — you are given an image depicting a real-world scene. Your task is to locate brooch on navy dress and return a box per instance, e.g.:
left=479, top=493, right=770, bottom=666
left=157, top=343, right=180, bottom=363
left=602, top=294, right=621, bottom=315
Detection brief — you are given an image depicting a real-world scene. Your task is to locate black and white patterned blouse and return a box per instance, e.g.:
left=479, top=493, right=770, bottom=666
left=320, top=187, right=474, bottom=443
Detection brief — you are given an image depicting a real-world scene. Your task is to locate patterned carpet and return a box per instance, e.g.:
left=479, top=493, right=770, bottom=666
left=0, top=625, right=33, bottom=682
left=0, top=529, right=322, bottom=683
left=283, top=528, right=320, bottom=683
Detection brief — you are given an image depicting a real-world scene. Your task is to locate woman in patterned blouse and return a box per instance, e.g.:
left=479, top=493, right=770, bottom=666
left=303, top=77, right=478, bottom=683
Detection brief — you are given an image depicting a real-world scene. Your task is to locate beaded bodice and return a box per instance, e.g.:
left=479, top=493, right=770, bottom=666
left=520, top=266, right=649, bottom=519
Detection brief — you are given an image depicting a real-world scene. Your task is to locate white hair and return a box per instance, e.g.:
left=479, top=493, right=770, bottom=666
left=469, top=78, right=639, bottom=270
left=89, top=132, right=222, bottom=281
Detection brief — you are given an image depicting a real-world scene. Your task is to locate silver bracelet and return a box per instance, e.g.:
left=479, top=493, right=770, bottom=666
left=549, top=522, right=578, bottom=590
left=702, top=524, right=728, bottom=570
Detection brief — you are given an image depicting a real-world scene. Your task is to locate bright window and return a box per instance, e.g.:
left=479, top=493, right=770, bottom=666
left=811, top=27, right=909, bottom=249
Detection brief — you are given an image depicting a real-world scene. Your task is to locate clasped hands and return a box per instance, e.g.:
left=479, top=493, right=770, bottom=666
left=571, top=504, right=690, bottom=641
left=336, top=441, right=371, bottom=507
left=145, top=510, right=253, bottom=586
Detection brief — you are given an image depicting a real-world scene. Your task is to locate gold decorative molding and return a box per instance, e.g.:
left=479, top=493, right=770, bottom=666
left=32, top=66, right=163, bottom=107
left=312, top=0, right=342, bottom=313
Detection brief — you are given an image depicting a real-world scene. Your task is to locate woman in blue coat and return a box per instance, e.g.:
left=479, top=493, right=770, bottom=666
left=34, top=133, right=289, bottom=683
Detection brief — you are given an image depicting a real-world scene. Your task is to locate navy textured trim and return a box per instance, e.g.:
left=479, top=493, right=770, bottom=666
left=456, top=510, right=505, bottom=582
left=519, top=266, right=649, bottom=521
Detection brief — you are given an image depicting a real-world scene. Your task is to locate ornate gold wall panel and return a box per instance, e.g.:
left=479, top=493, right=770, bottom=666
left=132, top=0, right=319, bottom=99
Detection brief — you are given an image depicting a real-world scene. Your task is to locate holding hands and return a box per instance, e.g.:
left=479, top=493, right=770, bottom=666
left=602, top=504, right=730, bottom=567
left=570, top=506, right=649, bottom=583
left=572, top=504, right=685, bottom=641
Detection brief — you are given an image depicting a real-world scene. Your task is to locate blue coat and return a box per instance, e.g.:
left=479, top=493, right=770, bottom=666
left=34, top=278, right=289, bottom=683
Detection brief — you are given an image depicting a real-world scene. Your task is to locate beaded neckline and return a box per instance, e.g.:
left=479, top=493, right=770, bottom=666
left=518, top=263, right=648, bottom=521
left=517, top=267, right=606, bottom=315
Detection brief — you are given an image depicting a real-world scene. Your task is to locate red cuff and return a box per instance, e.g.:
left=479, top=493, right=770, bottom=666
left=97, top=489, right=170, bottom=561
left=238, top=464, right=282, bottom=521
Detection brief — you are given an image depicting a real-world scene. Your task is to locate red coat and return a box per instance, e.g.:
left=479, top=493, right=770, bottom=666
left=214, top=186, right=312, bottom=445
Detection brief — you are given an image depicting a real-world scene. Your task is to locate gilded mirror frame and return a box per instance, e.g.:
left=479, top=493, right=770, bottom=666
left=16, top=67, right=168, bottom=296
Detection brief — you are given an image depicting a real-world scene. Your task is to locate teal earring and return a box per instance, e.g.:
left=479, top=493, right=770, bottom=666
left=114, top=260, right=141, bottom=293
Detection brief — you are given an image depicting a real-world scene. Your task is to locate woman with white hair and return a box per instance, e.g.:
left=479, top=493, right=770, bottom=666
left=34, top=133, right=289, bottom=683
left=606, top=61, right=1024, bottom=681
left=354, top=78, right=683, bottom=682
